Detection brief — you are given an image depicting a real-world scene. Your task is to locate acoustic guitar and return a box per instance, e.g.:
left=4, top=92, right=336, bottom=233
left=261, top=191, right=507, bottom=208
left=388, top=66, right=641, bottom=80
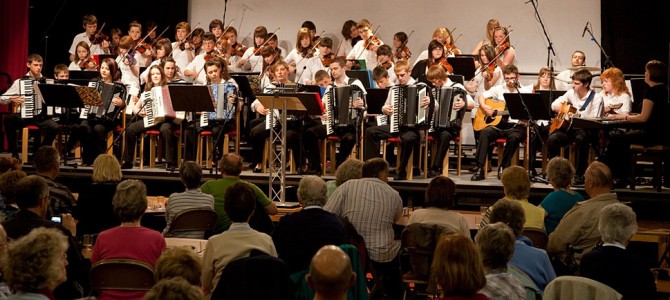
left=549, top=102, right=577, bottom=133
left=473, top=98, right=507, bottom=131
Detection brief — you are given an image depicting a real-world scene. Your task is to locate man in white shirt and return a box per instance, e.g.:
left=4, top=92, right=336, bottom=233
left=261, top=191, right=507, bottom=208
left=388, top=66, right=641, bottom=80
left=555, top=51, right=586, bottom=90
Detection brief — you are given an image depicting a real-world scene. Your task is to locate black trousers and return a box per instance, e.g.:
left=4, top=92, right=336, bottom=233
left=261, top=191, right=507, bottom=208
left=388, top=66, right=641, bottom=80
left=78, top=118, right=117, bottom=165
left=183, top=119, right=235, bottom=162
left=430, top=126, right=460, bottom=171
left=397, top=129, right=421, bottom=173
left=3, top=113, right=58, bottom=156
left=474, top=123, right=527, bottom=168
left=547, top=128, right=599, bottom=176
left=248, top=117, right=300, bottom=166
left=364, top=124, right=392, bottom=160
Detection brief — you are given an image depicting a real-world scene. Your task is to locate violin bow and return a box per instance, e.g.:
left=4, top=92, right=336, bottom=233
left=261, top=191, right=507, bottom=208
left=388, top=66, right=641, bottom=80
left=169, top=23, right=201, bottom=58
left=250, top=28, right=280, bottom=71
left=395, top=30, right=414, bottom=59
left=355, top=25, right=381, bottom=60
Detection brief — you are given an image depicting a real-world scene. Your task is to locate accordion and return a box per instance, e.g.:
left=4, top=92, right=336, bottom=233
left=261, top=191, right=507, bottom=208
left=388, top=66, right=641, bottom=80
left=389, top=84, right=430, bottom=133
left=323, top=85, right=363, bottom=135
left=141, top=86, right=185, bottom=128
left=200, top=82, right=238, bottom=127
left=430, top=86, right=468, bottom=130
left=80, top=81, right=126, bottom=121
left=18, top=78, right=40, bottom=119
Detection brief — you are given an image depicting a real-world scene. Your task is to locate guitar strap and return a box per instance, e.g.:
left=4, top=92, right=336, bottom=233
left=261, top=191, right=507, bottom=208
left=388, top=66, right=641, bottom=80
left=578, top=90, right=595, bottom=112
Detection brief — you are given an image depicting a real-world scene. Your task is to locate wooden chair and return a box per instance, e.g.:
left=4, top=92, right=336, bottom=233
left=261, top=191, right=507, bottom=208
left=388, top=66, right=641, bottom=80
left=90, top=259, right=155, bottom=292
left=138, top=130, right=160, bottom=169
left=261, top=139, right=296, bottom=174
left=629, top=144, right=670, bottom=192
left=522, top=228, right=549, bottom=250
left=21, top=125, right=41, bottom=164
left=426, top=132, right=464, bottom=177
left=166, top=208, right=217, bottom=238
left=401, top=223, right=454, bottom=298
left=381, top=137, right=414, bottom=179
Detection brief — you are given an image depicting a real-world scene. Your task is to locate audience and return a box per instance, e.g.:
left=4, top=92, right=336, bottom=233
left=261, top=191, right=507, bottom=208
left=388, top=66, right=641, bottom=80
left=0, top=225, right=10, bottom=298
left=547, top=161, right=620, bottom=264
left=76, top=154, right=122, bottom=237
left=325, top=158, right=404, bottom=300
left=91, top=179, right=166, bottom=300
left=489, top=199, right=556, bottom=291
left=1, top=227, right=69, bottom=300
left=430, top=234, right=489, bottom=300
left=307, top=245, right=356, bottom=300
left=33, top=146, right=78, bottom=219
left=407, top=176, right=470, bottom=237
left=326, top=158, right=364, bottom=197
left=475, top=222, right=526, bottom=299
left=2, top=175, right=87, bottom=299
left=272, top=175, right=345, bottom=273
left=0, top=157, right=21, bottom=174
left=480, top=166, right=546, bottom=231
left=0, top=170, right=26, bottom=222
left=154, top=247, right=203, bottom=286
left=539, top=157, right=583, bottom=234
left=201, top=182, right=277, bottom=297
left=164, top=161, right=214, bottom=238
left=143, top=277, right=203, bottom=300
left=579, top=203, right=656, bottom=299
left=201, top=153, right=277, bottom=234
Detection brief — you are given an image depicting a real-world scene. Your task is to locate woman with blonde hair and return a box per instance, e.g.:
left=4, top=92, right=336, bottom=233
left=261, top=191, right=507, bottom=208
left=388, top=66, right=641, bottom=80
left=76, top=154, right=123, bottom=237
left=533, top=66, right=556, bottom=91
left=471, top=19, right=501, bottom=55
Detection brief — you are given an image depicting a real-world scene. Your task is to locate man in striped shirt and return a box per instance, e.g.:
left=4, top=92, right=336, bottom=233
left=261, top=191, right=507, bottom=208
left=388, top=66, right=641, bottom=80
left=324, top=158, right=403, bottom=300
left=163, top=161, right=215, bottom=238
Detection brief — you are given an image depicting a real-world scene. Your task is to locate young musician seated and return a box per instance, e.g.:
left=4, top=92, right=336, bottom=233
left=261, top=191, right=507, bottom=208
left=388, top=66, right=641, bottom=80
left=412, top=27, right=455, bottom=67
left=258, top=46, right=280, bottom=90
left=0, top=54, right=59, bottom=160
left=392, top=31, right=411, bottom=62
left=303, top=37, right=335, bottom=85
left=546, top=68, right=603, bottom=184
left=425, top=65, right=474, bottom=178
left=286, top=27, right=318, bottom=84
left=69, top=41, right=98, bottom=71
left=376, top=45, right=397, bottom=85
left=162, top=57, right=185, bottom=83
left=171, top=21, right=195, bottom=71
left=53, top=64, right=82, bottom=156
left=303, top=58, right=366, bottom=174
left=555, top=50, right=587, bottom=90
left=411, top=40, right=450, bottom=84
left=314, top=70, right=332, bottom=87
left=346, top=19, right=382, bottom=71
left=266, top=33, right=287, bottom=61
left=372, top=66, right=392, bottom=88
left=471, top=64, right=533, bottom=181
left=238, top=26, right=268, bottom=73
left=183, top=32, right=218, bottom=85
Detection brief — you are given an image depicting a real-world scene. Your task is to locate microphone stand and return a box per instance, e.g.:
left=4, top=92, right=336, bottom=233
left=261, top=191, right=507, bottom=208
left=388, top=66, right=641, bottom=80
left=527, top=0, right=556, bottom=67
left=513, top=82, right=548, bottom=184
left=584, top=25, right=614, bottom=69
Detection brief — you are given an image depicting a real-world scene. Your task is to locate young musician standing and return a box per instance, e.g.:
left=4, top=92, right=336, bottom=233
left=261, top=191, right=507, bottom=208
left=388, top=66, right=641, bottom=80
left=346, top=19, right=382, bottom=71
left=546, top=69, right=603, bottom=184
left=116, top=36, right=141, bottom=98
left=392, top=31, right=411, bottom=62
left=411, top=40, right=448, bottom=85
left=336, top=20, right=360, bottom=58
left=128, top=21, right=151, bottom=67
left=376, top=45, right=397, bottom=85
left=171, top=22, right=195, bottom=73
left=492, top=26, right=516, bottom=70
left=285, top=28, right=318, bottom=84
left=0, top=54, right=59, bottom=159
left=183, top=32, right=218, bottom=85
left=426, top=65, right=474, bottom=178
left=221, top=27, right=247, bottom=73
left=259, top=46, right=280, bottom=89
left=68, top=15, right=103, bottom=62
left=471, top=19, right=501, bottom=55
left=238, top=26, right=268, bottom=72
left=140, top=38, right=173, bottom=84
left=471, top=64, right=532, bottom=181
left=303, top=37, right=335, bottom=85
left=413, top=27, right=455, bottom=67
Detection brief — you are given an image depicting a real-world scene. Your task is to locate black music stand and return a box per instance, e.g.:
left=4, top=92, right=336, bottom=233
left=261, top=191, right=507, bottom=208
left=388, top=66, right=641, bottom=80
left=449, top=56, right=477, bottom=81
left=346, top=70, right=373, bottom=89
left=537, top=90, right=566, bottom=117
left=167, top=85, right=215, bottom=171
left=231, top=74, right=257, bottom=142
left=448, top=74, right=465, bottom=85
left=504, top=92, right=550, bottom=182
left=68, top=70, right=99, bottom=81
left=366, top=88, right=389, bottom=125
left=36, top=83, right=89, bottom=167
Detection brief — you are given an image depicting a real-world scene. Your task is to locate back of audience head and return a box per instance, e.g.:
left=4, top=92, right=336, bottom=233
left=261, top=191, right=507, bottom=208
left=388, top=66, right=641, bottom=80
left=180, top=161, right=203, bottom=189
left=307, top=245, right=355, bottom=298
left=143, top=277, right=203, bottom=300
left=335, top=159, right=363, bottom=186
left=0, top=225, right=7, bottom=257
left=1, top=227, right=68, bottom=293
left=113, top=179, right=147, bottom=223
left=500, top=166, right=530, bottom=200
left=362, top=158, right=389, bottom=181
left=546, top=157, right=575, bottom=189
left=15, top=175, right=49, bottom=210
left=598, top=203, right=637, bottom=245
left=0, top=170, right=27, bottom=207
left=224, top=182, right=255, bottom=223
left=0, top=157, right=21, bottom=174
left=220, top=153, right=243, bottom=176
left=298, top=175, right=327, bottom=207
left=425, top=176, right=456, bottom=209
left=431, top=234, right=486, bottom=296
left=476, top=222, right=516, bottom=271
left=92, top=154, right=122, bottom=183
left=33, top=146, right=60, bottom=173
left=154, top=247, right=202, bottom=286
left=584, top=161, right=613, bottom=191
left=488, top=199, right=525, bottom=237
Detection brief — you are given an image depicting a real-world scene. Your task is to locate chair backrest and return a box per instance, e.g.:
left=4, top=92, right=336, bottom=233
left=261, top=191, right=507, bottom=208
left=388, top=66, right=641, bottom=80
left=211, top=250, right=295, bottom=299
left=522, top=228, right=549, bottom=250
left=167, top=208, right=217, bottom=235
left=90, top=259, right=155, bottom=291
left=544, top=276, right=622, bottom=300
left=401, top=223, right=455, bottom=280
left=508, top=264, right=542, bottom=300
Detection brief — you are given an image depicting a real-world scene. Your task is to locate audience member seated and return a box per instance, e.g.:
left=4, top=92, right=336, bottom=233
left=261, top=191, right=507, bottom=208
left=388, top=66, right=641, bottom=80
left=2, top=175, right=88, bottom=299
left=547, top=162, right=620, bottom=264
left=325, top=158, right=404, bottom=300
left=91, top=179, right=166, bottom=300
left=579, top=203, right=656, bottom=299
left=33, top=146, right=77, bottom=219
left=489, top=199, right=556, bottom=291
left=144, top=277, right=203, bottom=300
left=480, top=166, right=546, bottom=231
left=201, top=153, right=277, bottom=234
left=326, top=159, right=364, bottom=198
left=1, top=227, right=69, bottom=300
left=475, top=222, right=526, bottom=299
left=164, top=161, right=215, bottom=238
left=407, top=176, right=470, bottom=237
left=539, top=157, right=583, bottom=235
left=307, top=245, right=356, bottom=300
left=201, top=182, right=277, bottom=298
left=0, top=170, right=26, bottom=222
left=154, top=247, right=203, bottom=287
left=0, top=225, right=10, bottom=298
left=0, top=157, right=21, bottom=174
left=272, top=175, right=345, bottom=273
left=76, top=154, right=122, bottom=237
left=430, top=234, right=489, bottom=300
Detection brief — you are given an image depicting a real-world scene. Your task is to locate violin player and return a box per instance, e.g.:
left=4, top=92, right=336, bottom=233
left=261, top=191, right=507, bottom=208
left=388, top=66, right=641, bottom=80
left=346, top=19, right=383, bottom=71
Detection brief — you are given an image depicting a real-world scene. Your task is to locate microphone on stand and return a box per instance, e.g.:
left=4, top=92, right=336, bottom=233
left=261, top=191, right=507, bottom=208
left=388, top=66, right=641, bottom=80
left=581, top=22, right=590, bottom=38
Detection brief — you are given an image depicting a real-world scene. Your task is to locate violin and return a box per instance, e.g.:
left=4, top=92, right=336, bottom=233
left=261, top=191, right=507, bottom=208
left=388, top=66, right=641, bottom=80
left=79, top=56, right=98, bottom=70
left=364, top=36, right=382, bottom=50
left=204, top=49, right=224, bottom=62
left=321, top=53, right=335, bottom=67
left=89, top=22, right=107, bottom=44
left=135, top=42, right=152, bottom=55
left=394, top=46, right=412, bottom=61
left=444, top=44, right=461, bottom=56
left=123, top=49, right=137, bottom=66
left=229, top=42, right=248, bottom=57
left=435, top=57, right=453, bottom=74
left=496, top=42, right=510, bottom=53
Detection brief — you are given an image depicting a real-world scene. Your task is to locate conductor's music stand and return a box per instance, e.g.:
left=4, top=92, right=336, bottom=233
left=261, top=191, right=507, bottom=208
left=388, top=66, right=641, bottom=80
left=167, top=85, right=215, bottom=170
left=504, top=92, right=550, bottom=176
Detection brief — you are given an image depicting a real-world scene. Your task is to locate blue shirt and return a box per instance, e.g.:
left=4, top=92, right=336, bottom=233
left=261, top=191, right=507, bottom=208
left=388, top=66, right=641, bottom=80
left=208, top=82, right=237, bottom=121
left=509, top=236, right=556, bottom=292
left=539, top=189, right=584, bottom=234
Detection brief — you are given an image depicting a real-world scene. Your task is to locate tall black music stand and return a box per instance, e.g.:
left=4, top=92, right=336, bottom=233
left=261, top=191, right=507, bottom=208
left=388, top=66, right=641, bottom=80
left=366, top=88, right=389, bottom=126
left=504, top=92, right=550, bottom=182
left=346, top=70, right=373, bottom=89
left=167, top=85, right=215, bottom=171
left=231, top=74, right=257, bottom=142
left=36, top=83, right=89, bottom=167
left=449, top=56, right=477, bottom=81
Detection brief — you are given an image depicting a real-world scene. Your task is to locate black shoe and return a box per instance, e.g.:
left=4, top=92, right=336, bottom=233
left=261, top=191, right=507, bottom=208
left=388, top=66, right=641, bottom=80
left=166, top=163, right=177, bottom=172
left=427, top=169, right=440, bottom=178
left=470, top=167, right=485, bottom=181
left=572, top=176, right=585, bottom=186
left=394, top=171, right=407, bottom=181
left=469, top=165, right=492, bottom=173
left=253, top=167, right=263, bottom=173
left=121, top=162, right=134, bottom=170
left=388, top=168, right=397, bottom=175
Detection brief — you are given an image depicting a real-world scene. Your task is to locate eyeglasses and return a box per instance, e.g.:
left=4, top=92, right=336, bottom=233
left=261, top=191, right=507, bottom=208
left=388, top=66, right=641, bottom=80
left=504, top=77, right=518, bottom=81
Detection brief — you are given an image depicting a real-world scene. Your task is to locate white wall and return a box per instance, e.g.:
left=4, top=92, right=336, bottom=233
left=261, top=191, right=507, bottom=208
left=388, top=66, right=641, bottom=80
left=190, top=0, right=601, bottom=73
